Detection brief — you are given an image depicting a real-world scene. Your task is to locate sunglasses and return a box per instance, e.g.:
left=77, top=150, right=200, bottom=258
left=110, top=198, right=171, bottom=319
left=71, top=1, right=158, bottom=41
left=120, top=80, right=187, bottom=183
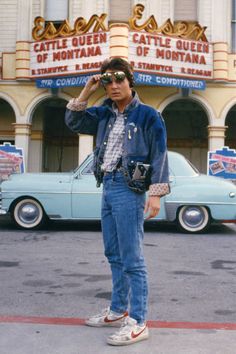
left=100, top=71, right=126, bottom=85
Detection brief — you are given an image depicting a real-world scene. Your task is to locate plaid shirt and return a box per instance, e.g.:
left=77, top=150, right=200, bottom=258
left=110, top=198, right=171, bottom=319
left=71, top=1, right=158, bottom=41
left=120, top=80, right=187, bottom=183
left=101, top=106, right=125, bottom=172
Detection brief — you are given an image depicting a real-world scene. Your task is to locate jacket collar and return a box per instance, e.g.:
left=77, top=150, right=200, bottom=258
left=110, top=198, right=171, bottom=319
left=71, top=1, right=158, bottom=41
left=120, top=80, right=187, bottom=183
left=102, top=90, right=140, bottom=113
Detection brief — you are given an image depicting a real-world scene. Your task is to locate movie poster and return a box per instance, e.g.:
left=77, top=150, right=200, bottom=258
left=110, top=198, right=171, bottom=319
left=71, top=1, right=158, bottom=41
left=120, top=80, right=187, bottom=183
left=0, top=143, right=24, bottom=182
left=208, top=147, right=236, bottom=180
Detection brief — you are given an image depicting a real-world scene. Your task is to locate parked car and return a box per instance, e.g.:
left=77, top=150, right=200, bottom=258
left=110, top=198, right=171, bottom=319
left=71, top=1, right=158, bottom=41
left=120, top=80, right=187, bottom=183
left=0, top=151, right=235, bottom=233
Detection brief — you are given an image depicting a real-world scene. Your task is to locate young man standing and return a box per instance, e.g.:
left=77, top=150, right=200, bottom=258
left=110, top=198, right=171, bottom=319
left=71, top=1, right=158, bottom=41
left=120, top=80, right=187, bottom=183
left=65, top=58, right=170, bottom=346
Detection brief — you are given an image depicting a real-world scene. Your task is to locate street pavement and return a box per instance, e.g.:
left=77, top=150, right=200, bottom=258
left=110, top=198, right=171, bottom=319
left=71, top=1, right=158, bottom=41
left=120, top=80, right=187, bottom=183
left=0, top=317, right=236, bottom=354
left=0, top=218, right=235, bottom=354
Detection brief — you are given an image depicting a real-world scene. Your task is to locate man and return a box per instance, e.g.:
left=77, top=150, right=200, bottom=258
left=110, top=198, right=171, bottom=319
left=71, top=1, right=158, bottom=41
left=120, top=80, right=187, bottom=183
left=65, top=58, right=170, bottom=346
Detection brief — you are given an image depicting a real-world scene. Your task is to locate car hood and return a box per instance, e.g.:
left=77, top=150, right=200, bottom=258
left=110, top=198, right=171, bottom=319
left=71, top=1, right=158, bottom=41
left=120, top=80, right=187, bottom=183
left=168, top=173, right=236, bottom=203
left=175, top=173, right=236, bottom=188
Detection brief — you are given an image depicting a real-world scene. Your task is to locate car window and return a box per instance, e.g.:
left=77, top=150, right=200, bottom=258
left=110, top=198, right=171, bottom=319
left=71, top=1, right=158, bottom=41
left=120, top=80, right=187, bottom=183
left=80, top=159, right=93, bottom=175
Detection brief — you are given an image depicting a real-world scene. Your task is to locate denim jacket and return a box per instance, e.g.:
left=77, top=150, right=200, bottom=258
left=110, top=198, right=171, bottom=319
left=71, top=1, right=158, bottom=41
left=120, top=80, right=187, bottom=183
left=65, top=91, right=170, bottom=193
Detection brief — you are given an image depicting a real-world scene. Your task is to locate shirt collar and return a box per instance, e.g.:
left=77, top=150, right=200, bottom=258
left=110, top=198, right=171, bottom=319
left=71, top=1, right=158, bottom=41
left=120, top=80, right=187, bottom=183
left=103, top=90, right=140, bottom=113
left=113, top=92, right=139, bottom=114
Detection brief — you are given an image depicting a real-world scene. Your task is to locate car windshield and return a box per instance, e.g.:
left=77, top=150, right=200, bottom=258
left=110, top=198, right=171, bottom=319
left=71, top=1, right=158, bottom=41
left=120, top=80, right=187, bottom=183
left=168, top=152, right=199, bottom=177
left=186, top=159, right=200, bottom=174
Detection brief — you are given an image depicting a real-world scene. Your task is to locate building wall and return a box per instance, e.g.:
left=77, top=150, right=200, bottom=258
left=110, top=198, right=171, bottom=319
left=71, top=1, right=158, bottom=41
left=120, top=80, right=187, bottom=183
left=0, top=0, right=18, bottom=51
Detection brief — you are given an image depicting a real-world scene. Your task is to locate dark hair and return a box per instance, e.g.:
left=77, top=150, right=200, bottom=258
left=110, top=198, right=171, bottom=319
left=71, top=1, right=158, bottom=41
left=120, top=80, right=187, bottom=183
left=101, top=58, right=134, bottom=87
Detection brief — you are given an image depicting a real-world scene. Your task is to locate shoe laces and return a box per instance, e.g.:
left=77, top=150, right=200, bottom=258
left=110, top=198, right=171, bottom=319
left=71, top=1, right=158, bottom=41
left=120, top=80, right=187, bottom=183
left=115, top=317, right=136, bottom=335
left=92, top=307, right=109, bottom=318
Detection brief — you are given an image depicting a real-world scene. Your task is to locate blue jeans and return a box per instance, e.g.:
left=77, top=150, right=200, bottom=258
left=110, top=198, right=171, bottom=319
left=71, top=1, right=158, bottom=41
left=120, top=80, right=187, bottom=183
left=101, top=171, right=148, bottom=324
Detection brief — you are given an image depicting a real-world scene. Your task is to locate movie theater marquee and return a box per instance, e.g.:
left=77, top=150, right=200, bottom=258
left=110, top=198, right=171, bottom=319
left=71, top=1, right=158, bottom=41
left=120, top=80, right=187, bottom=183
left=129, top=32, right=212, bottom=80
left=30, top=32, right=109, bottom=77
left=30, top=4, right=213, bottom=82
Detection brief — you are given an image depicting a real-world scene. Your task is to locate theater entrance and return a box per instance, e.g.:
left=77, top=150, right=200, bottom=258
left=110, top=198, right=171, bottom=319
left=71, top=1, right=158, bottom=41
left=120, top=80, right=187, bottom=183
left=162, top=99, right=209, bottom=173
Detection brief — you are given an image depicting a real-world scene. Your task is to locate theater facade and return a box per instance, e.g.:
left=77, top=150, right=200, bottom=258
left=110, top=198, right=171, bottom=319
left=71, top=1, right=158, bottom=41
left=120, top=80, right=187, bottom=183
left=0, top=1, right=236, bottom=174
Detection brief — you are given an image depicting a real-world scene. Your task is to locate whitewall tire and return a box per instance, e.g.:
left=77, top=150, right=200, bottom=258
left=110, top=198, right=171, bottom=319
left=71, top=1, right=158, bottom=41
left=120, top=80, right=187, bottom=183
left=177, top=205, right=210, bottom=233
left=12, top=198, right=46, bottom=229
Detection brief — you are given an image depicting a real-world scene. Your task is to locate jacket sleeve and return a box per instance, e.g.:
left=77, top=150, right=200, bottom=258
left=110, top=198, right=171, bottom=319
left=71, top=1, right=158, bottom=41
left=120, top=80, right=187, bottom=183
left=65, top=102, right=100, bottom=135
left=148, top=110, right=170, bottom=196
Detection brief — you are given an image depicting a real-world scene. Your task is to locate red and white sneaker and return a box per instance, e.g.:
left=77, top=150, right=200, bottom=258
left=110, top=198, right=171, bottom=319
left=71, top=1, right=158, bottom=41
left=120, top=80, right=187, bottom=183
left=107, top=316, right=149, bottom=346
left=85, top=307, right=128, bottom=327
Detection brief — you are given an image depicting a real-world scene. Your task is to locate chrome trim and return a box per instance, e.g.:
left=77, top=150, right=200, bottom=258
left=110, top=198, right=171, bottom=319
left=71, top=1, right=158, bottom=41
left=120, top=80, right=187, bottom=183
left=1, top=191, right=71, bottom=194
left=50, top=217, right=101, bottom=220
left=49, top=216, right=167, bottom=221
left=73, top=191, right=102, bottom=194
left=165, top=201, right=236, bottom=206
left=1, top=190, right=101, bottom=195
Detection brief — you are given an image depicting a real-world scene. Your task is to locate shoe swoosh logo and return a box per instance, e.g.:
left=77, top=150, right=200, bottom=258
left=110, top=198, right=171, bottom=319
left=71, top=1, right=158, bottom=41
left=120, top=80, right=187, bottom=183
left=104, top=315, right=124, bottom=323
left=131, top=326, right=146, bottom=339
left=104, top=311, right=128, bottom=323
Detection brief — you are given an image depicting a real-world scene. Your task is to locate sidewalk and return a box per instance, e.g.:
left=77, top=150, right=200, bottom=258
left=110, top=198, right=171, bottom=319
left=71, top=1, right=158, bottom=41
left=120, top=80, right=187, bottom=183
left=0, top=316, right=236, bottom=354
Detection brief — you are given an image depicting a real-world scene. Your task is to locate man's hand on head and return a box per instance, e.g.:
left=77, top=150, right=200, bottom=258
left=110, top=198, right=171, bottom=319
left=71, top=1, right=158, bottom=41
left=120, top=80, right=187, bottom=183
left=78, top=75, right=101, bottom=101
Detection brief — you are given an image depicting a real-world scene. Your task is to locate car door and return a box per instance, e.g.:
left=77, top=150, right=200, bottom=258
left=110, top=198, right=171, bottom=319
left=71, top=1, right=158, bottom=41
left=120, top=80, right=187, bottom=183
left=71, top=157, right=173, bottom=221
left=152, top=170, right=175, bottom=221
left=71, top=159, right=102, bottom=219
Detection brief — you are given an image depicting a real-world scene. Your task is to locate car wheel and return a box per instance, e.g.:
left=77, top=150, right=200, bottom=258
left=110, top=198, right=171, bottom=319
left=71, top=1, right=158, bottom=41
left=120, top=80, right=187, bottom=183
left=12, top=198, right=47, bottom=229
left=177, top=206, right=210, bottom=233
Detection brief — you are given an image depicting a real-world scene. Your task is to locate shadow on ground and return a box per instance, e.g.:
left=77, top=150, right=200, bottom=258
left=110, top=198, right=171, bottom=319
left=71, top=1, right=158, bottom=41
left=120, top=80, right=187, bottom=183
left=0, top=214, right=235, bottom=236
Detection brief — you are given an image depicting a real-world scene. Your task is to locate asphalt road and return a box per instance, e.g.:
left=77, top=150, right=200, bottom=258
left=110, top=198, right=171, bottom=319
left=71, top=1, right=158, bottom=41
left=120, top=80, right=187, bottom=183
left=0, top=217, right=235, bottom=323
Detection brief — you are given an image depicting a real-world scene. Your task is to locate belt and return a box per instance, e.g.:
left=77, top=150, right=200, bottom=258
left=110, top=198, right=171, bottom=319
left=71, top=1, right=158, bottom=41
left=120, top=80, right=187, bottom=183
left=103, top=167, right=123, bottom=176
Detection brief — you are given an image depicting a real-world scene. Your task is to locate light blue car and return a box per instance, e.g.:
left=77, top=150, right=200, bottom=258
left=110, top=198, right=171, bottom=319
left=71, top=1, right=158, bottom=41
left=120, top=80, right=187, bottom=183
left=0, top=151, right=235, bottom=233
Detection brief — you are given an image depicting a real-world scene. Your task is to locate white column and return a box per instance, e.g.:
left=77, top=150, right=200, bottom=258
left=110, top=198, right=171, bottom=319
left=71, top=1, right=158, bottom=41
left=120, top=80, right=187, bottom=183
left=28, top=131, right=43, bottom=172
left=208, top=125, right=228, bottom=151
left=78, top=134, right=94, bottom=165
left=109, top=23, right=129, bottom=60
left=16, top=0, right=32, bottom=79
left=12, top=123, right=32, bottom=171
